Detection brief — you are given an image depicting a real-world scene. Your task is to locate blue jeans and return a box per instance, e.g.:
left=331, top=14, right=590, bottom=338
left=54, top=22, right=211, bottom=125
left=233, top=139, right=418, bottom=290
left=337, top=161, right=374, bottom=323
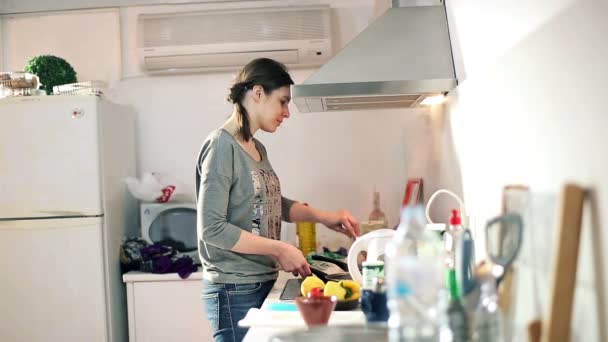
left=201, top=279, right=275, bottom=342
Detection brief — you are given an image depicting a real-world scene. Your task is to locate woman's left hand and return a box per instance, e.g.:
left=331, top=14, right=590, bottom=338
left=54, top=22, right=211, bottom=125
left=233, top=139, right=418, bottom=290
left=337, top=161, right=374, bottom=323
left=321, top=209, right=360, bottom=239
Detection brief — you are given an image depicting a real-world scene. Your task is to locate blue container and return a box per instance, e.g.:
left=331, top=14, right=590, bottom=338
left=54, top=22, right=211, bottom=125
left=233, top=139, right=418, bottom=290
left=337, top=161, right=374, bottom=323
left=360, top=289, right=389, bottom=322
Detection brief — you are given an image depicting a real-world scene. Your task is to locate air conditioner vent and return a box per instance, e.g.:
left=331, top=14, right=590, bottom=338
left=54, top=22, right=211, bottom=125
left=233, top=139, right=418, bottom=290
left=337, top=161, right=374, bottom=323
left=144, top=50, right=299, bottom=71
left=138, top=6, right=331, bottom=74
left=142, top=9, right=328, bottom=47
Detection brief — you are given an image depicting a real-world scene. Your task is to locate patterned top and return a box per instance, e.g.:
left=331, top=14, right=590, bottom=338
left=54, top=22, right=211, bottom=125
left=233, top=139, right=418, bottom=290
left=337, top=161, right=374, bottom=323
left=251, top=168, right=282, bottom=240
left=195, top=128, right=296, bottom=283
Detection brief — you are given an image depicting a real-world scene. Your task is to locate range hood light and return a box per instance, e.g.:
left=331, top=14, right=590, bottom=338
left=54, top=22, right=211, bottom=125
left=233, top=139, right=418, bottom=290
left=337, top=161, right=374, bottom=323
left=420, top=94, right=446, bottom=106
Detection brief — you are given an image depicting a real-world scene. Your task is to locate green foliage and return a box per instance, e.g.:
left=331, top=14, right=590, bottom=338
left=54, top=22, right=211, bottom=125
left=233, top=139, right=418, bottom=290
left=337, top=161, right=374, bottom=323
left=24, top=55, right=77, bottom=94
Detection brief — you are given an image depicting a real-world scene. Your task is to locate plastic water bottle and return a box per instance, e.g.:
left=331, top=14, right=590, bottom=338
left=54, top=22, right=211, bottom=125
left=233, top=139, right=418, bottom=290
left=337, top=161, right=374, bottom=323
left=472, top=278, right=503, bottom=342
left=385, top=205, right=445, bottom=341
left=446, top=269, right=469, bottom=342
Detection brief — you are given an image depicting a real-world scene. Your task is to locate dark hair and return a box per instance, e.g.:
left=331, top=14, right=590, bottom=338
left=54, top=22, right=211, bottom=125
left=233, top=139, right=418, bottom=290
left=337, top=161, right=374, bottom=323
left=227, top=58, right=294, bottom=141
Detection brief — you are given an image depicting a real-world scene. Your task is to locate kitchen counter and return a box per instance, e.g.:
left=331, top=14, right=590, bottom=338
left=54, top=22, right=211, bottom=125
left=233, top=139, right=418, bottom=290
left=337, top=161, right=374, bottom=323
left=242, top=272, right=366, bottom=342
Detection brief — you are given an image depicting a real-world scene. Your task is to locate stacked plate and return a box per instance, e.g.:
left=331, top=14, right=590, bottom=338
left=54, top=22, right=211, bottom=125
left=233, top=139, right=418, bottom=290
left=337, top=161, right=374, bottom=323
left=53, top=81, right=107, bottom=96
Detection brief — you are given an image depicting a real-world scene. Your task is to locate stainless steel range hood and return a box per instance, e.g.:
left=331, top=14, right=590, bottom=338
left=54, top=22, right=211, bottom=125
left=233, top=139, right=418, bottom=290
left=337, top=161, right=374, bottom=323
left=292, top=0, right=457, bottom=112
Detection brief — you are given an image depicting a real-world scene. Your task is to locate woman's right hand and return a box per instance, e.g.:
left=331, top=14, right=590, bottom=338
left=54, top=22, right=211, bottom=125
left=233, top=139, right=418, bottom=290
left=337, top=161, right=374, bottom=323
left=274, top=242, right=312, bottom=277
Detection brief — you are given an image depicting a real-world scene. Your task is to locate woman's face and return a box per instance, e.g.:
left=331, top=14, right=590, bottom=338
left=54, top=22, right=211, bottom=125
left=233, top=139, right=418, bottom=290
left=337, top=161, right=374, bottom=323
left=253, top=85, right=291, bottom=133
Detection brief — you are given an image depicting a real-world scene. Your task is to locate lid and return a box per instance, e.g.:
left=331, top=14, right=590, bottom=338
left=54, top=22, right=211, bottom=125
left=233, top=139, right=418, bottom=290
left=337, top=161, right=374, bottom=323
left=449, top=209, right=461, bottom=225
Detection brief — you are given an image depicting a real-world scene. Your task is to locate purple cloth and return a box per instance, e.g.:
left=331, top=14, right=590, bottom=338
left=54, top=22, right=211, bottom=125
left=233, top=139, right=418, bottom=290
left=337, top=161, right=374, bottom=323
left=141, top=243, right=197, bottom=279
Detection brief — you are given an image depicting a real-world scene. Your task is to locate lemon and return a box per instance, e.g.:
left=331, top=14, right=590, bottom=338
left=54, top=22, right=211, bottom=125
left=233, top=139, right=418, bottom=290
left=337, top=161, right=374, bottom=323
left=300, top=276, right=325, bottom=297
left=324, top=281, right=347, bottom=300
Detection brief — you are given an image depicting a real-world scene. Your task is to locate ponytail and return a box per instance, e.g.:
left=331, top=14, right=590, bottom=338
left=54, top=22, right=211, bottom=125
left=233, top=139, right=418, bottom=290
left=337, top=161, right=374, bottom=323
left=227, top=81, right=253, bottom=141
left=226, top=58, right=294, bottom=142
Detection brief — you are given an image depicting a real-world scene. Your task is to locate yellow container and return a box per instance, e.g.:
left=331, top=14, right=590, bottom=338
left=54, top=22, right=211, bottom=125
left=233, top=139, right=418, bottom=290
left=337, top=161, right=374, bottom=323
left=296, top=222, right=317, bottom=256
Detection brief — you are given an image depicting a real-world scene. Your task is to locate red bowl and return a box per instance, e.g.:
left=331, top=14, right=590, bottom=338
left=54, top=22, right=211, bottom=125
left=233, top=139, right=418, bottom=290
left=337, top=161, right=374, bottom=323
left=294, top=296, right=337, bottom=326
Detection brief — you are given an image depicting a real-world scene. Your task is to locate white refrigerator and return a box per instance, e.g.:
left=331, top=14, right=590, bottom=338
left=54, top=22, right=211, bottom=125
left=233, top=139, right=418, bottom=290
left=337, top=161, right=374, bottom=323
left=0, top=95, right=137, bottom=342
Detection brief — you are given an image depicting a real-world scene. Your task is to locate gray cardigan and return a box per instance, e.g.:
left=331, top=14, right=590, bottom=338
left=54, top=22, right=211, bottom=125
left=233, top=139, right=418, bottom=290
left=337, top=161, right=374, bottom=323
left=195, top=128, right=296, bottom=283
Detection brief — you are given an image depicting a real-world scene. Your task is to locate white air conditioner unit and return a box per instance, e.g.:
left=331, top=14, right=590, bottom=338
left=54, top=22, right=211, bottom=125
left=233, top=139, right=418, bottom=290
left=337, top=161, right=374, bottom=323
left=138, top=6, right=332, bottom=74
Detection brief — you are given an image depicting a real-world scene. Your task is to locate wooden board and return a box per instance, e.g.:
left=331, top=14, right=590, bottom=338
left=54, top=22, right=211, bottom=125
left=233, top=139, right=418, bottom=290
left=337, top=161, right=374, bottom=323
left=540, top=184, right=585, bottom=342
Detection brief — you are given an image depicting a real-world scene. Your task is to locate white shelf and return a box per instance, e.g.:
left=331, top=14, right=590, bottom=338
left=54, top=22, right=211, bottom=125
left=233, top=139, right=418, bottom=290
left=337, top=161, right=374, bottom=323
left=123, top=268, right=203, bottom=283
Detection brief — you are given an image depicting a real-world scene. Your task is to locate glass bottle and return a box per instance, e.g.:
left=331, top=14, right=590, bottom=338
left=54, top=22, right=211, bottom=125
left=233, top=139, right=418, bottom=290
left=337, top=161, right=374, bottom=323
left=368, top=191, right=388, bottom=228
left=296, top=222, right=316, bottom=256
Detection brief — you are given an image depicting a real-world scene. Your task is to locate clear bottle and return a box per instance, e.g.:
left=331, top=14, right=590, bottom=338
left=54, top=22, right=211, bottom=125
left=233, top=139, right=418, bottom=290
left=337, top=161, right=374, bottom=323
left=444, top=209, right=464, bottom=269
left=472, top=278, right=503, bottom=342
left=446, top=269, right=469, bottom=342
left=368, top=191, right=388, bottom=228
left=385, top=205, right=445, bottom=342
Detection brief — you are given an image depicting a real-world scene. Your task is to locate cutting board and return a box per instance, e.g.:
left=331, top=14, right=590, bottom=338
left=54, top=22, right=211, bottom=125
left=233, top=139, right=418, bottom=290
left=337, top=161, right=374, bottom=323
left=238, top=308, right=365, bottom=328
left=535, top=184, right=585, bottom=342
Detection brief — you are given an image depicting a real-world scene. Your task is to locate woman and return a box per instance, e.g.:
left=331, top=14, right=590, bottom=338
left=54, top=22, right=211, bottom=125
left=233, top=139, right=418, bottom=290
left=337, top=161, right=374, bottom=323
left=196, top=58, right=359, bottom=342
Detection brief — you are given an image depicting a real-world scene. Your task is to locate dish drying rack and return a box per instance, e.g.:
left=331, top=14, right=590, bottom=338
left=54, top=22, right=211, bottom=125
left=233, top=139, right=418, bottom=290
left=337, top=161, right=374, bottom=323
left=53, top=81, right=107, bottom=96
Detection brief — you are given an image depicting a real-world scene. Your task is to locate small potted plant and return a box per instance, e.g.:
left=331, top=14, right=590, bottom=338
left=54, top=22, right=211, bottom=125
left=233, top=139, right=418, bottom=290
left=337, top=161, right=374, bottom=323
left=24, top=55, right=77, bottom=95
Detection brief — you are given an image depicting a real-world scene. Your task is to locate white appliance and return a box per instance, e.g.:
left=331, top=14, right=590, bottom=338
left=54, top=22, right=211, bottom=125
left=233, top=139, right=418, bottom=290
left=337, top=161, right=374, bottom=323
left=138, top=6, right=331, bottom=74
left=0, top=95, right=137, bottom=342
left=347, top=229, right=395, bottom=284
left=140, top=202, right=199, bottom=263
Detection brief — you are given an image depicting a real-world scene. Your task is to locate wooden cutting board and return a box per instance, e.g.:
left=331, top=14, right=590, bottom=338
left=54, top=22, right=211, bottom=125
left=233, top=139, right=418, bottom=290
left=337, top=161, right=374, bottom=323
left=538, top=184, right=585, bottom=342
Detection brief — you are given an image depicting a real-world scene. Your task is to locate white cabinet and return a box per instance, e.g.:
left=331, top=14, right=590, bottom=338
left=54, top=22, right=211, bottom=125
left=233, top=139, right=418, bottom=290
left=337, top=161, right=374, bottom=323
left=123, top=271, right=213, bottom=342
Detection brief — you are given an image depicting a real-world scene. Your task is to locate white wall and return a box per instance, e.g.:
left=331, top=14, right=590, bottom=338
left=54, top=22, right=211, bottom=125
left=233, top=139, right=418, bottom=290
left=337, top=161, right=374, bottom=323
left=109, top=0, right=435, bottom=249
left=445, top=0, right=608, bottom=340
left=1, top=9, right=122, bottom=86
left=110, top=68, right=439, bottom=250
left=110, top=0, right=443, bottom=250
left=1, top=1, right=434, bottom=251
left=0, top=18, right=3, bottom=68
left=446, top=0, right=576, bottom=81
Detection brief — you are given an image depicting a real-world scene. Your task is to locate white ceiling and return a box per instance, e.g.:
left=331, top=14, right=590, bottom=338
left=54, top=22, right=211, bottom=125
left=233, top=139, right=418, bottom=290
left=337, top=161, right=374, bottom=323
left=0, top=0, right=376, bottom=15
left=0, top=0, right=263, bottom=14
